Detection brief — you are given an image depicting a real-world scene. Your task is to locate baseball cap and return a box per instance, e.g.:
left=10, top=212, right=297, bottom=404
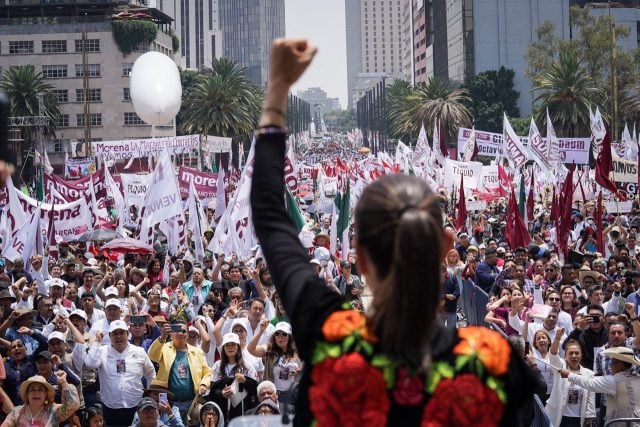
left=35, top=351, right=52, bottom=361
left=47, top=331, right=66, bottom=342
left=274, top=322, right=292, bottom=335
left=138, top=397, right=158, bottom=411
left=309, top=259, right=321, bottom=266
left=104, top=287, right=119, bottom=297
left=105, top=299, right=121, bottom=309
left=188, top=326, right=200, bottom=335
left=69, top=309, right=88, bottom=322
left=49, top=278, right=66, bottom=288
left=108, top=320, right=128, bottom=333
left=221, top=332, right=240, bottom=347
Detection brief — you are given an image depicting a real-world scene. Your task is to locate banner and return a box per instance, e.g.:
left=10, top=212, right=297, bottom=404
left=457, top=128, right=591, bottom=164
left=64, top=156, right=97, bottom=179
left=92, top=134, right=200, bottom=160
left=604, top=200, right=633, bottom=213
left=177, top=167, right=218, bottom=199
left=202, top=135, right=232, bottom=153
left=479, top=165, right=500, bottom=193
left=44, top=168, right=107, bottom=202
left=120, top=174, right=150, bottom=207
left=612, top=154, right=638, bottom=198
left=443, top=159, right=483, bottom=190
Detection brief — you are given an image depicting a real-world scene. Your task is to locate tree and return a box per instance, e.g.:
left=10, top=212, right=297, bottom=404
left=180, top=58, right=263, bottom=138
left=0, top=65, right=60, bottom=137
left=386, top=79, right=416, bottom=141
left=408, top=76, right=473, bottom=143
left=176, top=69, right=203, bottom=136
left=533, top=46, right=603, bottom=137
left=464, top=67, right=520, bottom=133
left=525, top=6, right=640, bottom=134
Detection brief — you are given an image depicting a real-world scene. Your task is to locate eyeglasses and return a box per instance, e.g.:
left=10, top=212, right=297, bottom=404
left=547, top=297, right=561, bottom=302
left=505, top=257, right=514, bottom=260
left=274, top=331, right=289, bottom=337
left=545, top=269, right=555, bottom=272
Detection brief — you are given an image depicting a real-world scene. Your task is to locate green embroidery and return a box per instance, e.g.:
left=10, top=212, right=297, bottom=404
left=486, top=376, right=507, bottom=404
left=371, top=354, right=396, bottom=389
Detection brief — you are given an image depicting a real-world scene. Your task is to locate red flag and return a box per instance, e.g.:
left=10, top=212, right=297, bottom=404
left=558, top=166, right=575, bottom=258
left=527, top=168, right=535, bottom=220
left=456, top=175, right=467, bottom=231
left=550, top=187, right=558, bottom=224
left=594, top=191, right=604, bottom=255
left=595, top=130, right=620, bottom=196
left=497, top=164, right=512, bottom=197
left=505, top=187, right=531, bottom=248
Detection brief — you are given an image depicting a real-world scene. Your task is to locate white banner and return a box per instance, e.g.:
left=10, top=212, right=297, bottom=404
left=604, top=200, right=633, bottom=213
left=120, top=174, right=150, bottom=207
left=92, top=134, right=200, bottom=160
left=203, top=135, right=232, bottom=153
left=466, top=200, right=487, bottom=211
left=457, top=128, right=591, bottom=164
left=479, top=165, right=501, bottom=193
left=611, top=155, right=638, bottom=183
left=443, top=159, right=483, bottom=190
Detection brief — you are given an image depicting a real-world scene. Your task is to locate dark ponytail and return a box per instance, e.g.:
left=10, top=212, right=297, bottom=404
left=355, top=175, right=444, bottom=369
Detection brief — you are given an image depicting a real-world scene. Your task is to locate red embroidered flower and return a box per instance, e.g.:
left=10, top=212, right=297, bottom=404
left=393, top=368, right=424, bottom=406
left=310, top=353, right=390, bottom=426
left=421, top=374, right=504, bottom=427
left=453, top=327, right=511, bottom=376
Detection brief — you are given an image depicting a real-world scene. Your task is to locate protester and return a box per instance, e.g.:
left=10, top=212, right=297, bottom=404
left=250, top=37, right=535, bottom=426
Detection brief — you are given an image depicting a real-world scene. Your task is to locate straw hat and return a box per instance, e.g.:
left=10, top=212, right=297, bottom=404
left=20, top=375, right=55, bottom=404
left=578, top=269, right=600, bottom=284
left=602, top=347, right=640, bottom=366
left=144, top=379, right=175, bottom=400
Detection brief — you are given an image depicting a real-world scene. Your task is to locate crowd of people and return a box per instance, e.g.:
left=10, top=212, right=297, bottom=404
left=0, top=38, right=640, bottom=427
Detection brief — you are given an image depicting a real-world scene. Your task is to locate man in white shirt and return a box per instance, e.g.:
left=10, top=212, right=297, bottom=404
left=509, top=308, right=568, bottom=346
left=85, top=319, right=155, bottom=427
left=89, top=299, right=122, bottom=345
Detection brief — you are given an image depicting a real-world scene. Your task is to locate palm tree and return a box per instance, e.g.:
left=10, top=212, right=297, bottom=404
left=180, top=58, right=263, bottom=138
left=622, top=83, right=640, bottom=124
left=0, top=65, right=60, bottom=138
left=403, top=76, right=472, bottom=143
left=386, top=79, right=416, bottom=141
left=533, top=46, right=604, bottom=137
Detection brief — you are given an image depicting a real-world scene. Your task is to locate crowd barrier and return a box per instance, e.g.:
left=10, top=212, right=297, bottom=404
left=604, top=419, right=640, bottom=427
left=458, top=278, right=552, bottom=427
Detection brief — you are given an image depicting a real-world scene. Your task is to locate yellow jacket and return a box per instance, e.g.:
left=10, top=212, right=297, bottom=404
left=148, top=338, right=212, bottom=394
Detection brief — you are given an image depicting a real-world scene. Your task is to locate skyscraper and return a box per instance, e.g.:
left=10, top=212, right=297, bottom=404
left=153, top=0, right=223, bottom=70
left=345, top=0, right=405, bottom=108
left=219, top=0, right=286, bottom=87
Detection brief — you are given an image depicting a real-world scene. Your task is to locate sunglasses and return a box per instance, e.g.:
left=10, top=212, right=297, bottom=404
left=547, top=297, right=561, bottom=302
left=545, top=269, right=555, bottom=272
left=274, top=331, right=289, bottom=337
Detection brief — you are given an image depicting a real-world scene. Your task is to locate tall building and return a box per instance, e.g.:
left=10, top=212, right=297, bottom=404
left=218, top=0, right=285, bottom=87
left=345, top=0, right=405, bottom=108
left=152, top=0, right=223, bottom=70
left=297, top=87, right=342, bottom=113
left=0, top=1, right=176, bottom=168
left=402, top=0, right=433, bottom=85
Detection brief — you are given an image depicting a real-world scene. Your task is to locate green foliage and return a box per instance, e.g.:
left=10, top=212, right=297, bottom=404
left=324, top=109, right=356, bottom=133
left=509, top=117, right=531, bottom=135
left=525, top=6, right=640, bottom=131
left=533, top=46, right=603, bottom=137
left=387, top=77, right=472, bottom=144
left=112, top=20, right=157, bottom=55
left=170, top=30, right=180, bottom=53
left=179, top=58, right=263, bottom=138
left=0, top=65, right=60, bottom=137
left=463, top=67, right=520, bottom=133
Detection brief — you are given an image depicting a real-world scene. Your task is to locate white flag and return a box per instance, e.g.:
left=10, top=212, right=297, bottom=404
left=503, top=113, right=529, bottom=168
left=622, top=123, right=637, bottom=160
left=136, top=150, right=182, bottom=243
left=546, top=109, right=561, bottom=164
left=3, top=205, right=42, bottom=266
left=462, top=126, right=477, bottom=162
left=105, top=167, right=126, bottom=237
left=187, top=180, right=207, bottom=264
left=527, top=118, right=551, bottom=170
left=214, top=162, right=226, bottom=224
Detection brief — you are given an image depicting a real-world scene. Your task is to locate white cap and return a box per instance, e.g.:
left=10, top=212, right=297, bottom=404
left=105, top=299, right=121, bottom=309
left=309, top=259, right=321, bottom=266
left=49, top=278, right=66, bottom=288
left=104, top=287, right=118, bottom=297
left=87, top=259, right=98, bottom=266
left=69, top=309, right=88, bottom=322
left=188, top=326, right=199, bottom=335
left=274, top=322, right=292, bottom=335
left=230, top=318, right=248, bottom=333
left=47, top=331, right=66, bottom=342
left=221, top=332, right=240, bottom=347
left=109, top=319, right=128, bottom=333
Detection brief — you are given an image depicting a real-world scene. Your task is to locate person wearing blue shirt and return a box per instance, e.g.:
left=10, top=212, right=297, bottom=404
left=475, top=248, right=500, bottom=292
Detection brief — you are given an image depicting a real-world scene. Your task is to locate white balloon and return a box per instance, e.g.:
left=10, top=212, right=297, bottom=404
left=130, top=52, right=182, bottom=126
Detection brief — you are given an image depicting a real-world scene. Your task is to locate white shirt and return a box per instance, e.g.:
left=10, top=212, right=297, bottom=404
left=84, top=342, right=155, bottom=409
left=89, top=319, right=118, bottom=345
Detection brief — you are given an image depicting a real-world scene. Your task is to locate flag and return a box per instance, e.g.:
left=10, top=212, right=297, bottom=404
left=528, top=118, right=551, bottom=170
left=285, top=188, right=306, bottom=232
left=558, top=166, right=574, bottom=258
left=519, top=171, right=526, bottom=222
left=432, top=120, right=445, bottom=166
left=546, top=109, right=560, bottom=164
left=455, top=175, right=467, bottom=231
left=595, top=130, right=621, bottom=197
left=462, top=126, right=478, bottom=162
left=505, top=187, right=531, bottom=249
left=3, top=205, right=42, bottom=266
left=622, top=123, right=637, bottom=160
left=187, top=180, right=207, bottom=264
left=503, top=113, right=529, bottom=168
left=214, top=161, right=226, bottom=223
left=526, top=168, right=535, bottom=221
left=334, top=180, right=351, bottom=260
left=594, top=191, right=604, bottom=255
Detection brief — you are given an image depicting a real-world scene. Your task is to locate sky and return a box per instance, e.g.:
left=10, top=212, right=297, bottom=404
left=284, top=0, right=348, bottom=109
